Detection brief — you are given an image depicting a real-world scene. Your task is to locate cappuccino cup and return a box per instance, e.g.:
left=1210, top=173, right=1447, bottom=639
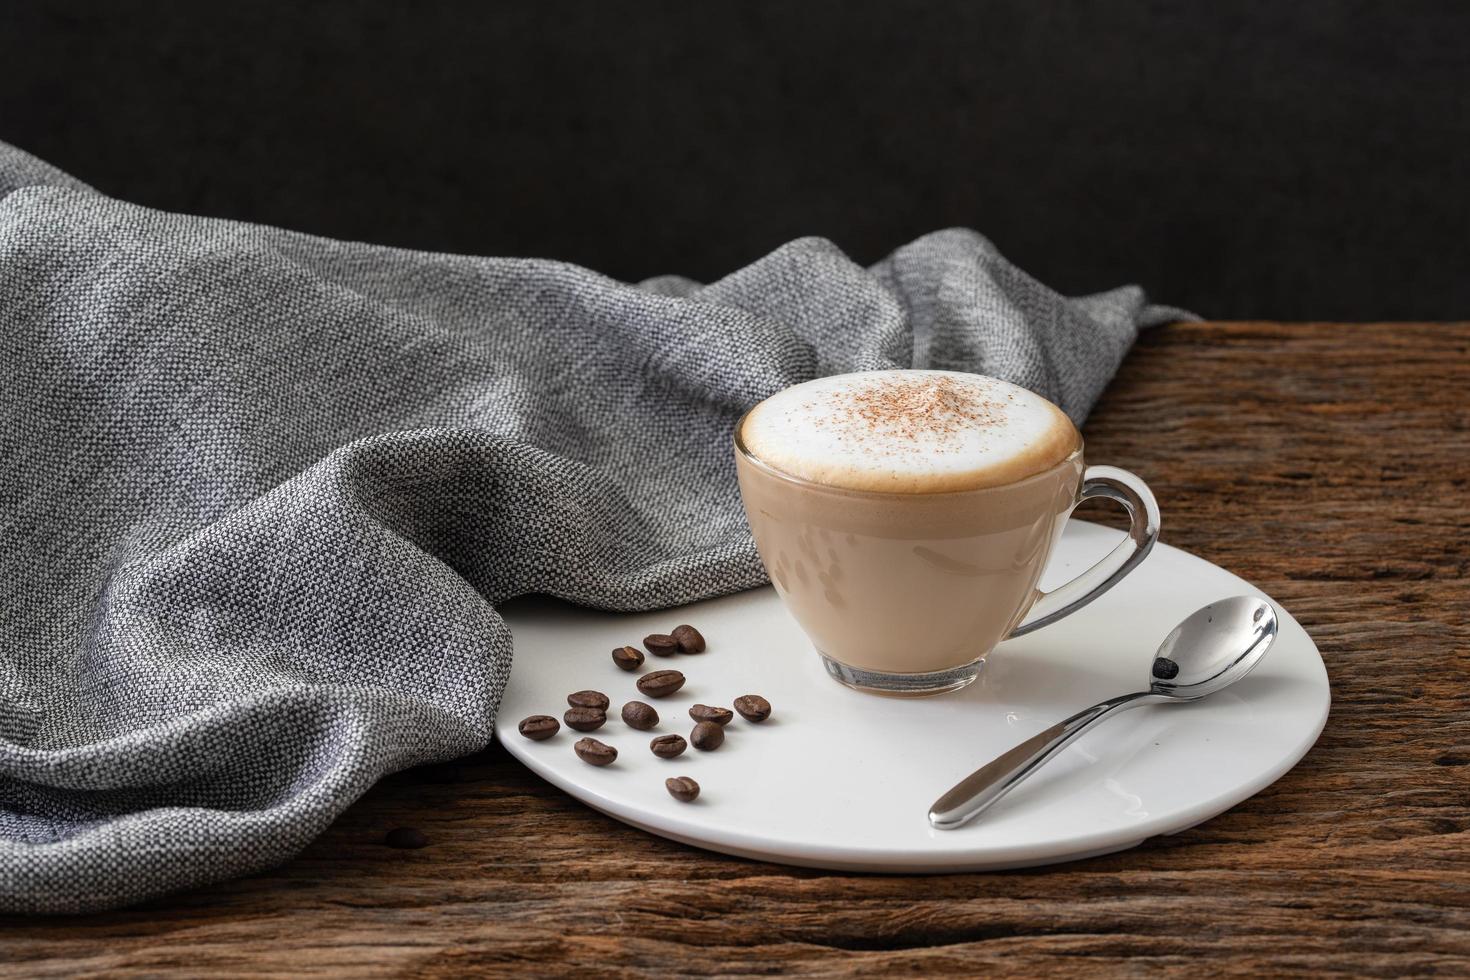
left=734, top=370, right=1160, bottom=696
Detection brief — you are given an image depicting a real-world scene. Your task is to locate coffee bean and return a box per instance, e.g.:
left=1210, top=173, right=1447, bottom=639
left=384, top=827, right=428, bottom=849
left=574, top=737, right=617, bottom=766
left=650, top=734, right=687, bottom=758
left=622, top=700, right=659, bottom=730
left=612, top=645, right=645, bottom=671
left=672, top=624, right=706, bottom=654
left=518, top=715, right=560, bottom=740
left=568, top=690, right=610, bottom=710
left=643, top=633, right=679, bottom=657
left=733, top=694, right=772, bottom=723
left=666, top=776, right=700, bottom=802
left=691, top=720, right=725, bottom=751
left=564, top=707, right=607, bottom=732
left=637, top=669, right=685, bottom=698
left=689, top=704, right=733, bottom=726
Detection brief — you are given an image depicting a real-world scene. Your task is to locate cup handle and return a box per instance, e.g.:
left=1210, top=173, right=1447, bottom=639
left=1007, top=465, right=1161, bottom=638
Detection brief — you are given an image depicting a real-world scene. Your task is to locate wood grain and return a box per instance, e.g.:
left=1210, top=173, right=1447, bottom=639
left=3, top=322, right=1468, bottom=978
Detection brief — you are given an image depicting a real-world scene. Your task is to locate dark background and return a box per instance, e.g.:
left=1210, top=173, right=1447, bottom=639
left=3, top=1, right=1467, bottom=319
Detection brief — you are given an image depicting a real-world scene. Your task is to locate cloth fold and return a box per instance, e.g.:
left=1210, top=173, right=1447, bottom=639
left=0, top=140, right=1191, bottom=913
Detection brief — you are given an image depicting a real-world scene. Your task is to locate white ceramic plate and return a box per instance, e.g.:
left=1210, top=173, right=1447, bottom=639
left=496, top=521, right=1330, bottom=872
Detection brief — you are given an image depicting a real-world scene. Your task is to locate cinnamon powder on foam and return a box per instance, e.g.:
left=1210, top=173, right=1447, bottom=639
left=749, top=372, right=1079, bottom=493
left=810, top=374, right=1013, bottom=456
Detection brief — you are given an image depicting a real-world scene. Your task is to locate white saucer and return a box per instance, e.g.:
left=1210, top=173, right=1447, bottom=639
left=496, top=521, right=1330, bottom=872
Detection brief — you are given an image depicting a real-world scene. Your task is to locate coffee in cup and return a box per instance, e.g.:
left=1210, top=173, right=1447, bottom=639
left=734, top=370, right=1159, bottom=696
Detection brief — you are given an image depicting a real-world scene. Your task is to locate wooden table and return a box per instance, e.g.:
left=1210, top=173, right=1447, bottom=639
left=4, top=323, right=1468, bottom=977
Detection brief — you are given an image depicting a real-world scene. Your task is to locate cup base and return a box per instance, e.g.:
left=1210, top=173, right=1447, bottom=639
left=820, top=654, right=983, bottom=698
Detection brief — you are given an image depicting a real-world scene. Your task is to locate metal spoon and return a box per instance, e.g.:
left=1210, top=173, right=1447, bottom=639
left=929, top=595, right=1278, bottom=830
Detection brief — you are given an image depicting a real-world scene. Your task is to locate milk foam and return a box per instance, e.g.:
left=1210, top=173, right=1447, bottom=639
left=739, top=371, right=1079, bottom=493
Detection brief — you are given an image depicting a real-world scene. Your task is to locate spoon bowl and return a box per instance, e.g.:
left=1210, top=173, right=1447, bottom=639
left=1149, top=595, right=1277, bottom=699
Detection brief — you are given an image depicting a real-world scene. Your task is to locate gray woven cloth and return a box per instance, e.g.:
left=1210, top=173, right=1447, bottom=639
left=0, top=140, right=1188, bottom=913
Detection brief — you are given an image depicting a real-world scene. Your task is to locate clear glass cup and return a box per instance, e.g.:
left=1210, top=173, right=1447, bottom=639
left=735, top=420, right=1160, bottom=697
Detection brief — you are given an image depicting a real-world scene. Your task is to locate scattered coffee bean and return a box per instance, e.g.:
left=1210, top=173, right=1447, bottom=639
left=643, top=633, right=679, bottom=657
left=518, top=715, right=560, bottom=740
left=622, top=700, right=659, bottom=730
left=564, top=707, right=607, bottom=732
left=733, top=694, right=772, bottom=723
left=637, top=669, right=685, bottom=698
left=650, top=734, right=687, bottom=758
left=689, top=704, right=733, bottom=726
left=666, top=776, right=700, bottom=802
left=612, top=645, right=645, bottom=671
left=691, top=720, right=725, bottom=751
left=672, top=624, right=706, bottom=654
left=574, top=737, right=618, bottom=766
left=568, top=690, right=610, bottom=710
left=384, top=827, right=428, bottom=849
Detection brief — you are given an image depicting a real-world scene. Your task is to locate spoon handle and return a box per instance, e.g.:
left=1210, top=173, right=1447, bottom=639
left=929, top=691, right=1155, bottom=830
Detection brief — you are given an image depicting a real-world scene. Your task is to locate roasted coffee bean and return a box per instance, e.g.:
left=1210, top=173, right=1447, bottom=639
left=568, top=690, right=610, bottom=710
left=384, top=827, right=428, bottom=849
left=733, top=694, right=772, bottom=723
left=518, top=715, right=560, bottom=740
left=689, top=704, right=733, bottom=726
left=564, top=707, right=607, bottom=732
left=574, top=737, right=617, bottom=766
left=612, top=645, right=645, bottom=671
left=643, top=633, right=679, bottom=657
left=672, top=624, right=706, bottom=654
left=637, top=669, right=685, bottom=698
left=650, top=734, right=687, bottom=758
left=622, top=700, right=659, bottom=730
left=666, top=776, right=700, bottom=802
left=691, top=720, right=725, bottom=751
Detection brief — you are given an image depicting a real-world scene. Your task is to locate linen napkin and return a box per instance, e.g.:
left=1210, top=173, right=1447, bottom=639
left=0, top=140, right=1190, bottom=912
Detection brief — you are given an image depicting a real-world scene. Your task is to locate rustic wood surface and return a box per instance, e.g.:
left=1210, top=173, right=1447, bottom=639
left=3, top=322, right=1468, bottom=978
